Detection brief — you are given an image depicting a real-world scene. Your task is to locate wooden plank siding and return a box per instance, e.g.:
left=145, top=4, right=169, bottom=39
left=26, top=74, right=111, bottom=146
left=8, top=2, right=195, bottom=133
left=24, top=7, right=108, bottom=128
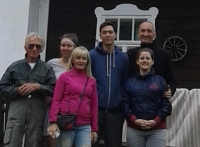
left=46, top=0, right=200, bottom=89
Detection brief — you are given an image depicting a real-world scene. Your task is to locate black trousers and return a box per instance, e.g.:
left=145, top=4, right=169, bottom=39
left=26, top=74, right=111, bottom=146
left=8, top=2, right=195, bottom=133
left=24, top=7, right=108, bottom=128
left=93, top=108, right=125, bottom=147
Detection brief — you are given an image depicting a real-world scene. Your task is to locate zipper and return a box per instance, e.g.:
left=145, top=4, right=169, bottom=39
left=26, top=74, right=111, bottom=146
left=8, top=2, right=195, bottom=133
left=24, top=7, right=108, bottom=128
left=27, top=63, right=33, bottom=98
left=106, top=54, right=112, bottom=113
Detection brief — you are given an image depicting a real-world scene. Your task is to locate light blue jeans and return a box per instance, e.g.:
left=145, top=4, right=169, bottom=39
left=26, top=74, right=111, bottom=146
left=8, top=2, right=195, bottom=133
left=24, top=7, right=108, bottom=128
left=127, top=127, right=166, bottom=147
left=56, top=125, right=91, bottom=147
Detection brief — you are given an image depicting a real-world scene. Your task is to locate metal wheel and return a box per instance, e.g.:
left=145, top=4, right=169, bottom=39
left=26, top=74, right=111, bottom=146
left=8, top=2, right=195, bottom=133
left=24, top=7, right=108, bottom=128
left=163, top=36, right=187, bottom=61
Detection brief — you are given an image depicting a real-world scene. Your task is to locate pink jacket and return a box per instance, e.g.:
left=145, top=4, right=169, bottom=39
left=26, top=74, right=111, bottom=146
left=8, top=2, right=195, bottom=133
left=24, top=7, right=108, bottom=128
left=49, top=68, right=98, bottom=131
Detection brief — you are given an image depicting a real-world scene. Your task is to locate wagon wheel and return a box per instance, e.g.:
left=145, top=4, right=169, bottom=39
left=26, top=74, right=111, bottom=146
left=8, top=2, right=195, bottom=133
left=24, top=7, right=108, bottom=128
left=163, top=36, right=187, bottom=61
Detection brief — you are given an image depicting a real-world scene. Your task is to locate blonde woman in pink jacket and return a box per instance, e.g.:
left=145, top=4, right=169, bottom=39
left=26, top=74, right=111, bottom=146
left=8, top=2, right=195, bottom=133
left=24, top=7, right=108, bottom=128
left=48, top=46, right=98, bottom=147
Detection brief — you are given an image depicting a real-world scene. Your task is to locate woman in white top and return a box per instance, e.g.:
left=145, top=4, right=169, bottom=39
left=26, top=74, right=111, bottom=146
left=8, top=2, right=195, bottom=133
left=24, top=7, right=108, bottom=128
left=46, top=33, right=79, bottom=147
left=48, top=33, right=79, bottom=78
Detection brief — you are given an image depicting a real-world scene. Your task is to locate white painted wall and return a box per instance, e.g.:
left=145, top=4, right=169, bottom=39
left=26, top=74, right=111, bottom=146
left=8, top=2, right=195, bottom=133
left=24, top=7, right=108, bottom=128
left=0, top=0, right=49, bottom=78
left=0, top=0, right=30, bottom=78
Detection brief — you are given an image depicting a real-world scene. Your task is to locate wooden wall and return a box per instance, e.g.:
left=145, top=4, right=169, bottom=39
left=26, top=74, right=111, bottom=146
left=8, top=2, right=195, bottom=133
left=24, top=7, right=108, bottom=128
left=46, top=0, right=200, bottom=89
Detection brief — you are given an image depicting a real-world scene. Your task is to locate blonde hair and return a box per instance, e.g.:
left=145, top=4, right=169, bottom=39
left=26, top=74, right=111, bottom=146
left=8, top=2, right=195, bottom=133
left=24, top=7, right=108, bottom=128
left=67, top=46, right=94, bottom=78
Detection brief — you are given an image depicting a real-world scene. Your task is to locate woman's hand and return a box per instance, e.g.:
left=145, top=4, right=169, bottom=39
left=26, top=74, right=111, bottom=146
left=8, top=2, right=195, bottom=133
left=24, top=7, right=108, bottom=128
left=134, top=119, right=148, bottom=129
left=148, top=120, right=157, bottom=128
left=134, top=119, right=157, bottom=130
left=47, top=124, right=60, bottom=138
left=91, top=132, right=98, bottom=143
left=143, top=120, right=157, bottom=130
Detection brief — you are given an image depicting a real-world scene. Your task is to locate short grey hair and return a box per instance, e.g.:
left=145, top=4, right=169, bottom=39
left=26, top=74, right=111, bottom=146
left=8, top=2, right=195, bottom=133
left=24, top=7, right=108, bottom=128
left=140, top=21, right=156, bottom=33
left=24, top=32, right=45, bottom=50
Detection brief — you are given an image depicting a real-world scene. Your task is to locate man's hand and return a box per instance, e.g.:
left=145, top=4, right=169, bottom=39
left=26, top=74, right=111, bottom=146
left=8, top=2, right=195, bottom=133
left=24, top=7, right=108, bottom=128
left=18, top=83, right=40, bottom=96
left=164, top=85, right=171, bottom=99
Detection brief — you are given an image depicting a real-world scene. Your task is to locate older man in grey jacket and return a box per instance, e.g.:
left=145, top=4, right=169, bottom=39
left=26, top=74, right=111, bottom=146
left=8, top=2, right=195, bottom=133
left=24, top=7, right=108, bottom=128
left=0, top=32, right=56, bottom=147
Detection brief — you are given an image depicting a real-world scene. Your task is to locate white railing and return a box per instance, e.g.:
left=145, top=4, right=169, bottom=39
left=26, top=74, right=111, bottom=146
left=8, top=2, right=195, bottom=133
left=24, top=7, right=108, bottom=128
left=166, top=88, right=200, bottom=147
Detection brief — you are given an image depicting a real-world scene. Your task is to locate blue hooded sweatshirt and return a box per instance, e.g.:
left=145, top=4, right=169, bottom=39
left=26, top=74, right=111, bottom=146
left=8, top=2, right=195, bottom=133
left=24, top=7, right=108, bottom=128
left=89, top=42, right=129, bottom=109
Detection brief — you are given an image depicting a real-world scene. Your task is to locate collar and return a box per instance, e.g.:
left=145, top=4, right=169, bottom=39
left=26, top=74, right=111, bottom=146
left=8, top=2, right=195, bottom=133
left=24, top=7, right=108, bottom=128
left=140, top=41, right=157, bottom=50
left=24, top=53, right=41, bottom=63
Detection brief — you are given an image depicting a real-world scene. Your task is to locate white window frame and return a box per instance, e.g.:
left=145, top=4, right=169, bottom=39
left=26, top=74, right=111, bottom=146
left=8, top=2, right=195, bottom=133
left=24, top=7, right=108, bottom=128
left=95, top=4, right=159, bottom=52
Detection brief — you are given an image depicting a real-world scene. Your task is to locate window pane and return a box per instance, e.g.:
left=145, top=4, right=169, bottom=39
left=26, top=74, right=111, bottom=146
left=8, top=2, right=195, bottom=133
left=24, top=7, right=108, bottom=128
left=105, top=19, right=118, bottom=31
left=119, top=19, right=132, bottom=40
left=105, top=18, right=118, bottom=26
left=134, top=19, right=147, bottom=40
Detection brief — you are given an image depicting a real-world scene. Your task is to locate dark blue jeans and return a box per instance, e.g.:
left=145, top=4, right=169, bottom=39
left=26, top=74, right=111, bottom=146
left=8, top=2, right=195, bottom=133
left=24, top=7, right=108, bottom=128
left=92, top=108, right=124, bottom=147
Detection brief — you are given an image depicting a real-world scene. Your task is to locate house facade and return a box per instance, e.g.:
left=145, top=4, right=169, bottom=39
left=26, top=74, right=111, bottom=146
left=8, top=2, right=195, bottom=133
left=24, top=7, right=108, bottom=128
left=46, top=0, right=200, bottom=89
left=1, top=0, right=200, bottom=146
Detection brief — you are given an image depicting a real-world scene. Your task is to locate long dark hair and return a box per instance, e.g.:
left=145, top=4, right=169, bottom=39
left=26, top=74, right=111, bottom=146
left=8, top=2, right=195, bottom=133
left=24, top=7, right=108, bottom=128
left=60, top=33, right=79, bottom=47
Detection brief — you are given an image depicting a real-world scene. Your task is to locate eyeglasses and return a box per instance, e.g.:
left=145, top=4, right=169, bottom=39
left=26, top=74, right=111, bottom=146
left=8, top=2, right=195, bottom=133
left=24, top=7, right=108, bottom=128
left=28, top=44, right=42, bottom=50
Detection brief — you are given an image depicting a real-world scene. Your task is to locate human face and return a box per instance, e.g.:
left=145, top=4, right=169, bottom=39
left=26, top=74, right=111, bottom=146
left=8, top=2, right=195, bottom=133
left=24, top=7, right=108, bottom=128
left=60, top=38, right=75, bottom=58
left=72, top=54, right=88, bottom=70
left=138, top=22, right=156, bottom=44
left=25, top=37, right=42, bottom=62
left=137, top=51, right=154, bottom=74
left=99, top=25, right=116, bottom=46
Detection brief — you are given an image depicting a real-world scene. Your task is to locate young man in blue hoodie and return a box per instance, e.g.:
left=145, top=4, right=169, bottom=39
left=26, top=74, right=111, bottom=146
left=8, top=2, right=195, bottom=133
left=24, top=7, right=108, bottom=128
left=90, top=22, right=129, bottom=147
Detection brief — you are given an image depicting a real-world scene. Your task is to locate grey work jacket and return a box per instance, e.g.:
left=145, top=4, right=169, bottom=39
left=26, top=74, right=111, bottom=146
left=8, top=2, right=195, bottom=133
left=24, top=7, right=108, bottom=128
left=0, top=55, right=56, bottom=100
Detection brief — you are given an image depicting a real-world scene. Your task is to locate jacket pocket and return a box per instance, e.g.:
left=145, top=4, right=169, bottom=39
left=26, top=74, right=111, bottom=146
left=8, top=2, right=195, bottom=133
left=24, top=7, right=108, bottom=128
left=13, top=72, right=28, bottom=86
left=37, top=129, right=43, bottom=141
left=33, top=74, right=45, bottom=84
left=3, top=122, right=13, bottom=144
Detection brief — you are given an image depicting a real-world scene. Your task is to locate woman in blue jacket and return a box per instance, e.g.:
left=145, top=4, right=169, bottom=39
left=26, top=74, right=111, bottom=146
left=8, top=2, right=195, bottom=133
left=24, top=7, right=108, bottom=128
left=123, top=48, right=172, bottom=147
